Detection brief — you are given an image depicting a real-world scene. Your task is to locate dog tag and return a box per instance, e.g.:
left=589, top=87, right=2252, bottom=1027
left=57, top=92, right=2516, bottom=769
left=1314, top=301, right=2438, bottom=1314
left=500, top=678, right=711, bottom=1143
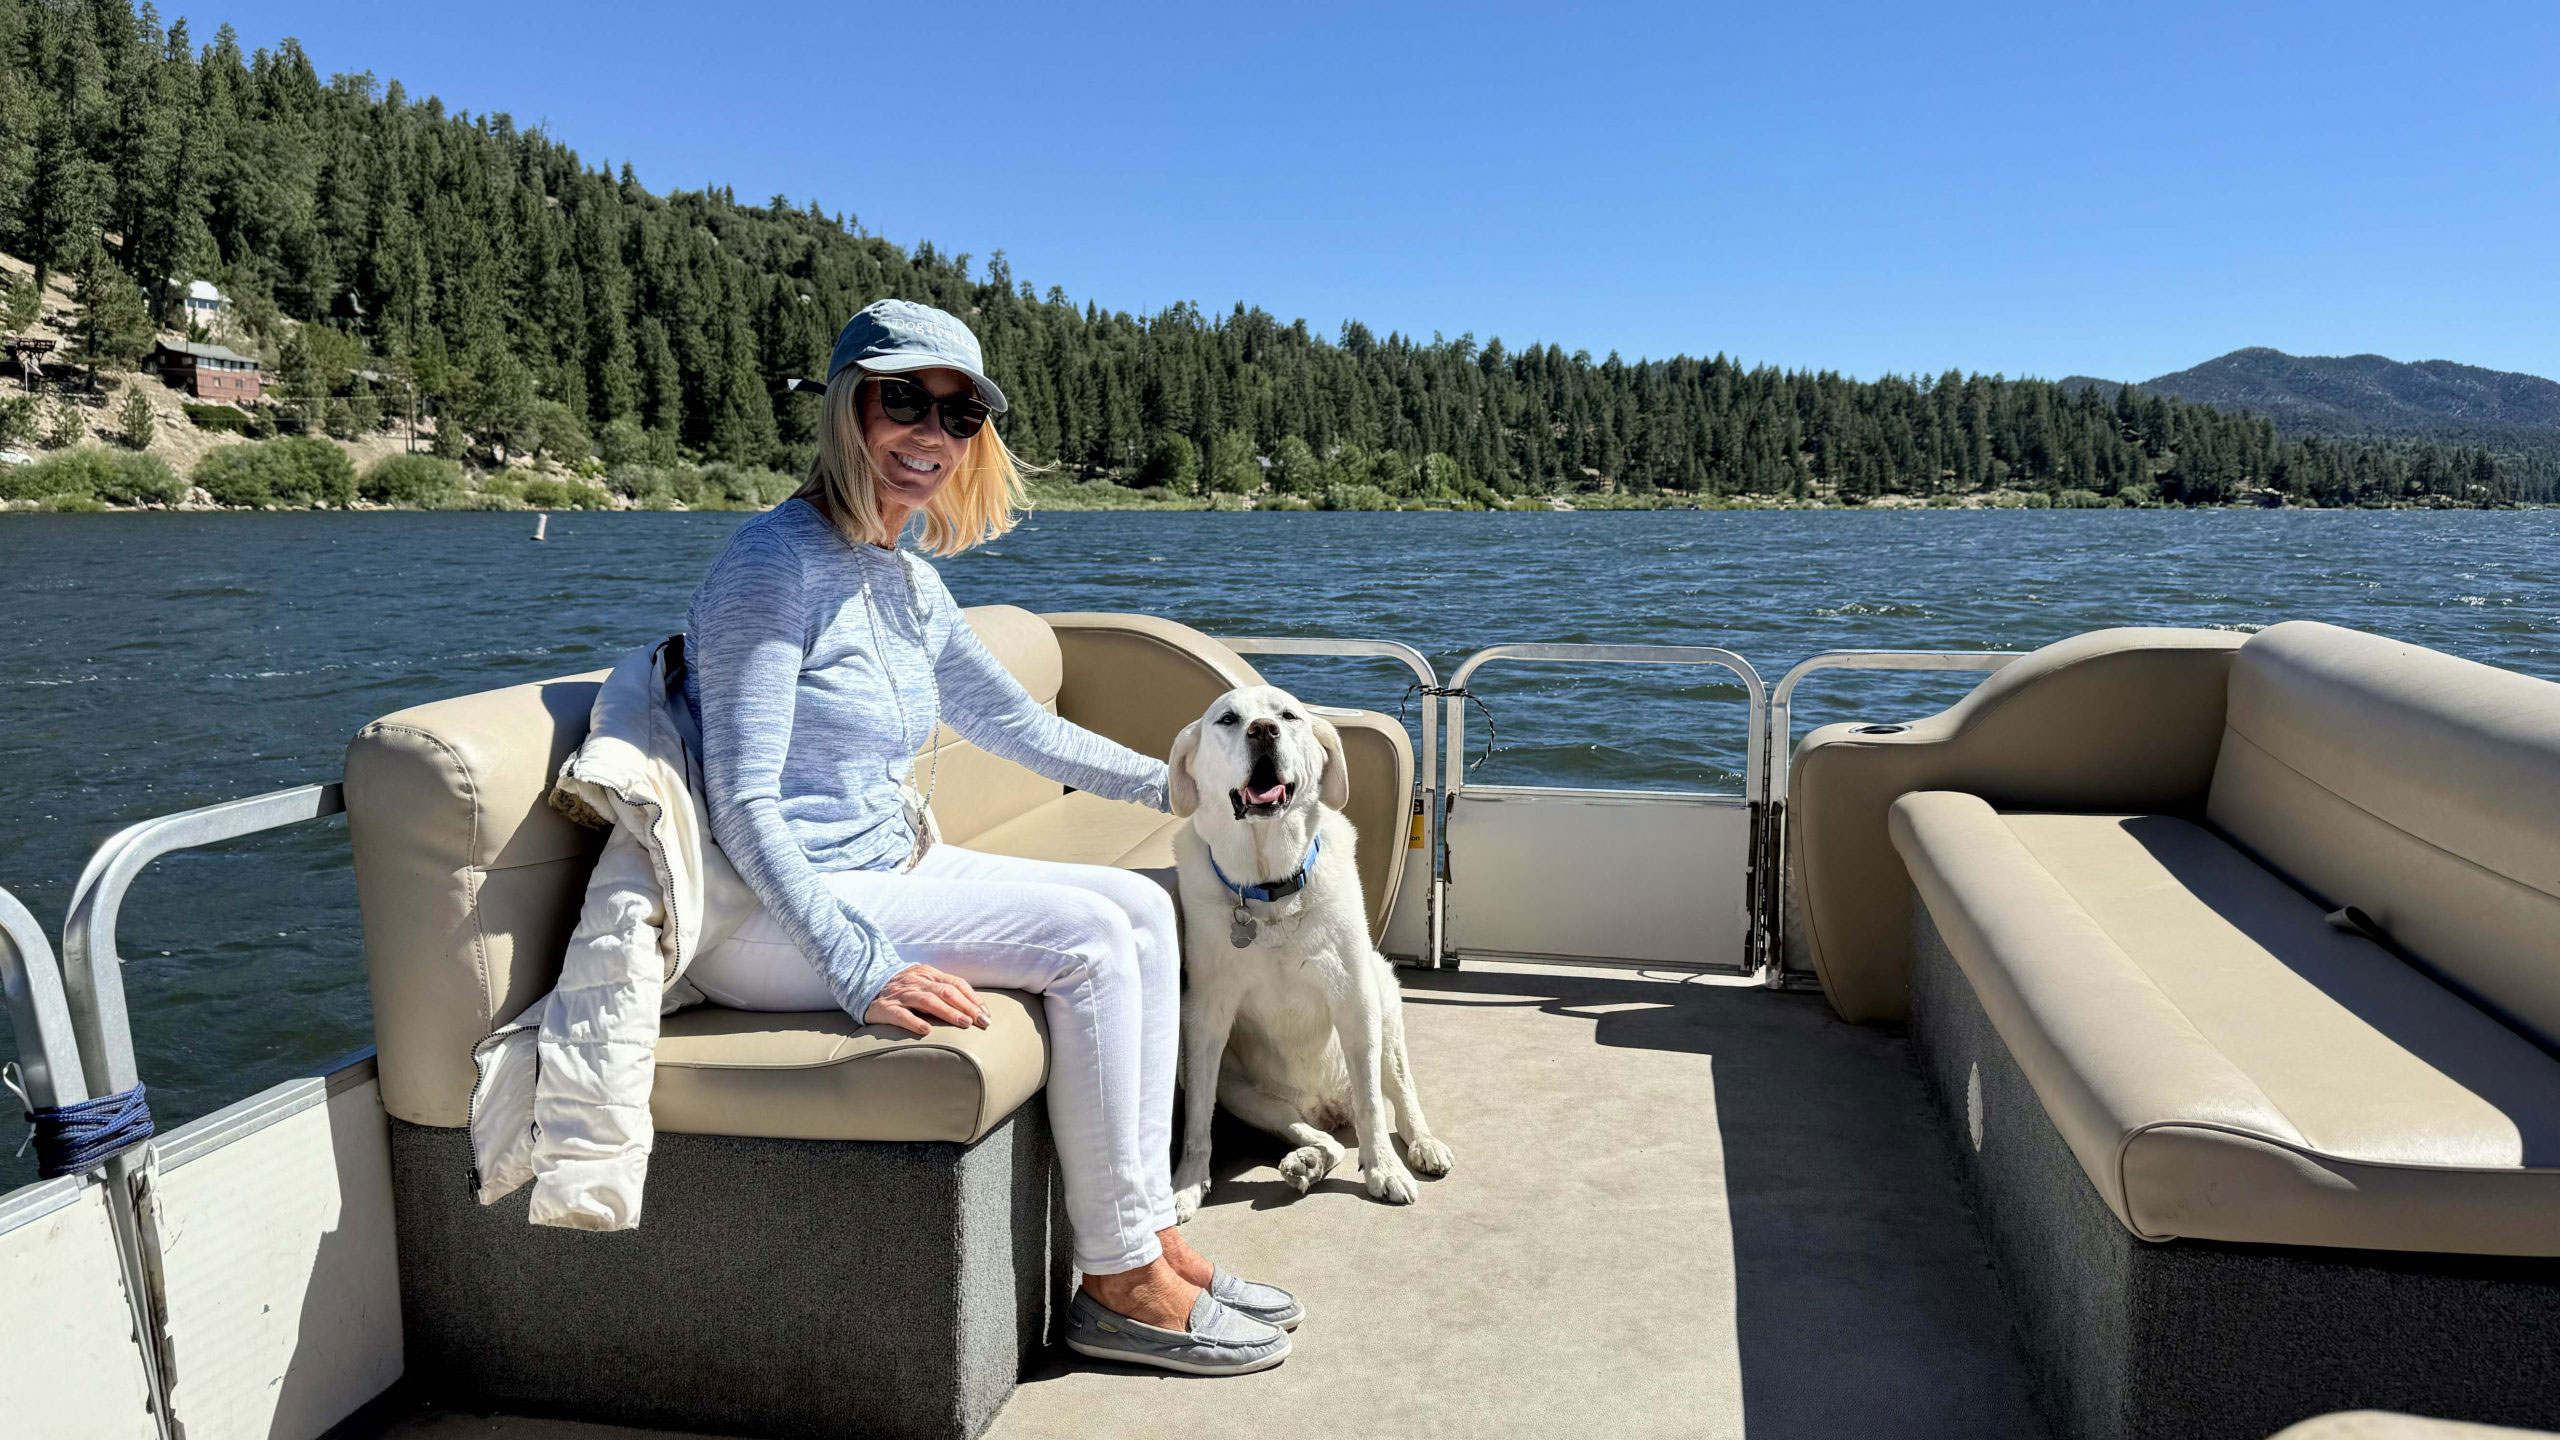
left=1229, top=903, right=1258, bottom=949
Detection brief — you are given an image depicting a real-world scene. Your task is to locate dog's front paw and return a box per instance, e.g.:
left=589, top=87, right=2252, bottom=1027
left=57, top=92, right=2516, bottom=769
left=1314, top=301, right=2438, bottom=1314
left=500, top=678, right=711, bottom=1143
left=1366, top=1160, right=1419, bottom=1205
left=1407, top=1135, right=1454, bottom=1176
left=1277, top=1143, right=1341, bottom=1193
left=1173, top=1178, right=1208, bottom=1223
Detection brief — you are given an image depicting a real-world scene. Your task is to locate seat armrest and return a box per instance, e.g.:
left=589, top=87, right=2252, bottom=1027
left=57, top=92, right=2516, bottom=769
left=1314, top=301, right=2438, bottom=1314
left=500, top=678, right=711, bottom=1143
left=1790, top=627, right=2243, bottom=1024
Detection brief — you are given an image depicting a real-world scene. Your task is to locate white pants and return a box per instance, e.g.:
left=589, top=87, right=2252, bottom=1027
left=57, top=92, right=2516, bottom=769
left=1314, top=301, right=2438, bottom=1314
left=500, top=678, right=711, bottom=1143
left=686, top=843, right=1181, bottom=1274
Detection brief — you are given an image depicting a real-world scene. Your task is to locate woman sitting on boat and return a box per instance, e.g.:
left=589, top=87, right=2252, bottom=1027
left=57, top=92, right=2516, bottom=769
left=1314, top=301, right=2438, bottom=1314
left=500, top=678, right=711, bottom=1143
left=679, top=298, right=1297, bottom=1377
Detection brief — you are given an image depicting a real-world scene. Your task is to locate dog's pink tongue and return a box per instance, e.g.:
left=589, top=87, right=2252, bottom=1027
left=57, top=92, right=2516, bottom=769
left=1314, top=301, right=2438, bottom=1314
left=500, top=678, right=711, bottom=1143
left=1243, top=782, right=1287, bottom=806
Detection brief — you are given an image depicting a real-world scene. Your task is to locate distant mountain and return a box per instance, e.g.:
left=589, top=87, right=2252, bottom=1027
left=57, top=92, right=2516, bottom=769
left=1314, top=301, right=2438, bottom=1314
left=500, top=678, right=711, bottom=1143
left=2062, top=349, right=2560, bottom=455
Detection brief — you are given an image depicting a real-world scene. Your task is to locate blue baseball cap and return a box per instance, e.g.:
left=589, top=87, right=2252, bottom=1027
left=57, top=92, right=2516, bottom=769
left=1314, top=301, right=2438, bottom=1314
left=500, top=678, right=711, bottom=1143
left=824, top=299, right=1010, bottom=414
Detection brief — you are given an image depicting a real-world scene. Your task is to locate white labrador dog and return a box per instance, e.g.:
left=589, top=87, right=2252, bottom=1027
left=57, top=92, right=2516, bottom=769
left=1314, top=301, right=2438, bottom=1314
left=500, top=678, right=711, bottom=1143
left=1166, top=685, right=1453, bottom=1218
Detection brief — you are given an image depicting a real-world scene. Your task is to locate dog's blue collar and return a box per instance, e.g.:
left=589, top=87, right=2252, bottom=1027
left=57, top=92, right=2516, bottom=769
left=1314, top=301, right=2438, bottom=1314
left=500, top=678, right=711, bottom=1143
left=1209, top=833, right=1323, bottom=904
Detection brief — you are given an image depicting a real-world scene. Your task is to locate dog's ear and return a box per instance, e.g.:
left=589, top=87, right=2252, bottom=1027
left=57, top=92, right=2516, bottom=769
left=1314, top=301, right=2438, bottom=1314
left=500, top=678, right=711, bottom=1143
left=1312, top=715, right=1351, bottom=811
left=1166, top=719, right=1204, bottom=818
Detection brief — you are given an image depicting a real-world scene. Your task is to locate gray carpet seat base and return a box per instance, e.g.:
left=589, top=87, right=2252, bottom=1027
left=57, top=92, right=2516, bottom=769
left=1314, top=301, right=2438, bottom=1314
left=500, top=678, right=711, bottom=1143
left=387, top=1110, right=1068, bottom=1440
left=1908, top=900, right=2560, bottom=1440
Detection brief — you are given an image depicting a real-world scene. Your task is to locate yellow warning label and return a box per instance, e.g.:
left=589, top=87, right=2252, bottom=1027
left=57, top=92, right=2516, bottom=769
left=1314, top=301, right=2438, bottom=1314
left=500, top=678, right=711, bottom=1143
left=1408, top=812, right=1427, bottom=848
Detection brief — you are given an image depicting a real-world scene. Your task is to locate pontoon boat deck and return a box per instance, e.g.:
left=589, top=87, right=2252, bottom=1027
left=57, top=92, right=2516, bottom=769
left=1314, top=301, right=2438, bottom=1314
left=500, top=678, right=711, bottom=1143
left=7, top=615, right=2556, bottom=1440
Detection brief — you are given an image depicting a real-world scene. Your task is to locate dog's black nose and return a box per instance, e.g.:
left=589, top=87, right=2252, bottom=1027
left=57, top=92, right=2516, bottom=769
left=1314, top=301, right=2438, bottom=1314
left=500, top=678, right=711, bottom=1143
left=1245, top=719, right=1280, bottom=744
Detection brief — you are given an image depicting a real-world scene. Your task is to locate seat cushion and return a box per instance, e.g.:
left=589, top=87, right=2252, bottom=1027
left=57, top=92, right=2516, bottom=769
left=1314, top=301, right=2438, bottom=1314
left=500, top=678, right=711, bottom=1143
left=1892, top=790, right=2560, bottom=1255
left=2208, top=620, right=2560, bottom=1051
left=651, top=990, right=1047, bottom=1144
left=961, top=789, right=1187, bottom=872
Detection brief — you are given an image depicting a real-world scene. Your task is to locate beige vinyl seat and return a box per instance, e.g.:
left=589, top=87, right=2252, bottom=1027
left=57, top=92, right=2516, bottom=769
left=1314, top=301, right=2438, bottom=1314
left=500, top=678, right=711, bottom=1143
left=340, top=606, right=1414, bottom=1440
left=347, top=607, right=1413, bottom=1150
left=1884, top=622, right=2560, bottom=1257
left=1790, top=619, right=2560, bottom=1438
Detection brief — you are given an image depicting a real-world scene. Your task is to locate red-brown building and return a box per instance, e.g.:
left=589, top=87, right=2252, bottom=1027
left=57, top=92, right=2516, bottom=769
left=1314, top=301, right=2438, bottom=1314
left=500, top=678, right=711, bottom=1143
left=152, top=341, right=263, bottom=402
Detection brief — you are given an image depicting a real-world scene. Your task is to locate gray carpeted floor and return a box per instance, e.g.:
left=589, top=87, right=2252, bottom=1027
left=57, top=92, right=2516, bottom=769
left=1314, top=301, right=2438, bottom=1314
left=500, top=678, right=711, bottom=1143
left=376, top=961, right=2047, bottom=1440
left=988, top=960, right=2045, bottom=1440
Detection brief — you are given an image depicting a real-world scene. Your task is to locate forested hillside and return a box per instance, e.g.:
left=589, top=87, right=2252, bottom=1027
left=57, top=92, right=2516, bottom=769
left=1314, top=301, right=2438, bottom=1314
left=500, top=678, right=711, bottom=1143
left=2065, top=349, right=2560, bottom=468
left=2, top=0, right=2548, bottom=507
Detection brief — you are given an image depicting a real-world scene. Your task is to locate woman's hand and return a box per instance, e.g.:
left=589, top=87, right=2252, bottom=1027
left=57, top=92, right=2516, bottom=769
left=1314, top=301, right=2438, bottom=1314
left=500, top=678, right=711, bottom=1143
left=866, top=962, right=991, bottom=1036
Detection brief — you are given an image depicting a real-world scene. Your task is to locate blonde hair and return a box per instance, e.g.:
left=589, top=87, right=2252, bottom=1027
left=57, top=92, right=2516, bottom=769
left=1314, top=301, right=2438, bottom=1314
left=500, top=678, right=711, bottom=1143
left=791, top=371, right=1034, bottom=556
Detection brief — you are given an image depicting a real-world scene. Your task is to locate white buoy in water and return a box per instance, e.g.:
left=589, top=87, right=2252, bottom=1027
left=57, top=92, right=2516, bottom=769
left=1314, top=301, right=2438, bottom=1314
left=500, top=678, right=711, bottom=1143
left=533, top=513, right=549, bottom=541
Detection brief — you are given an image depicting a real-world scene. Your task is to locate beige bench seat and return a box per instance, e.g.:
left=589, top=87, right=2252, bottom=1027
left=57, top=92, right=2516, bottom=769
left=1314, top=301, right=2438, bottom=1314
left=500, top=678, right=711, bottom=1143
left=650, top=993, right=1050, bottom=1145
left=1893, top=791, right=2560, bottom=1256
left=351, top=606, right=1414, bottom=1147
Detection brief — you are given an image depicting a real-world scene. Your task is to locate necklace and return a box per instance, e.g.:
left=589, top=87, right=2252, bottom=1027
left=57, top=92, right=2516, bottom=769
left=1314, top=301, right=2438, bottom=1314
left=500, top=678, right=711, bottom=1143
left=858, top=544, right=943, bottom=859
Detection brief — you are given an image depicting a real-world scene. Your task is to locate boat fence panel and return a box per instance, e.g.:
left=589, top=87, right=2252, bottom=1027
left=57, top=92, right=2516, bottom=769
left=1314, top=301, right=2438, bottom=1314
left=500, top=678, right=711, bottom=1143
left=152, top=1059, right=403, bottom=1440
left=1214, top=636, right=1443, bottom=966
left=1441, top=644, right=1767, bottom=973
left=1761, top=651, right=2025, bottom=989
left=54, top=782, right=406, bottom=1440
left=0, top=1177, right=161, bottom=1439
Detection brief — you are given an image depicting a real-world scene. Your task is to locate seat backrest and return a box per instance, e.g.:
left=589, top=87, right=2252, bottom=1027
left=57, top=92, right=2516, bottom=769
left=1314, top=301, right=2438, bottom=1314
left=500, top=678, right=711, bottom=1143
left=918, top=605, right=1073, bottom=846
left=2208, top=621, right=2560, bottom=1048
left=345, top=605, right=1070, bottom=1129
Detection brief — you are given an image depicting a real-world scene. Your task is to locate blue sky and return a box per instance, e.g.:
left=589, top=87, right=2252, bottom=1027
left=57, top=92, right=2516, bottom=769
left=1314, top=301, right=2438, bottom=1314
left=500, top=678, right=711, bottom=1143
left=194, top=2, right=2558, bottom=384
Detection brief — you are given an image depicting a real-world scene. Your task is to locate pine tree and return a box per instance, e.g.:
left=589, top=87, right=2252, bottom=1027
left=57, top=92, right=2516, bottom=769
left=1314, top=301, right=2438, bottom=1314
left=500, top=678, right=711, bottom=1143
left=117, top=386, right=154, bottom=448
left=68, top=239, right=153, bottom=388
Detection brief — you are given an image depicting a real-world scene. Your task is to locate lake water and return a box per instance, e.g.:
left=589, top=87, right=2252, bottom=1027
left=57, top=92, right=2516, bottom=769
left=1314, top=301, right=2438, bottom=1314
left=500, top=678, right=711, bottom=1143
left=5, top=507, right=2557, bottom=1187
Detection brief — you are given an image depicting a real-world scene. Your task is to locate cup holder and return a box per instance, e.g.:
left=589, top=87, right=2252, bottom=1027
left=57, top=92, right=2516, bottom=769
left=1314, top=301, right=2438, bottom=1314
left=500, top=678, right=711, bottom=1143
left=1852, top=723, right=1910, bottom=735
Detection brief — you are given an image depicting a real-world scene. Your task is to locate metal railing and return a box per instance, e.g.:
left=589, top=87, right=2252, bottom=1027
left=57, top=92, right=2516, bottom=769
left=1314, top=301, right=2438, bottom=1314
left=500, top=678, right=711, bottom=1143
left=1760, top=651, right=2025, bottom=987
left=1444, top=642, right=1768, bottom=972
left=1214, top=636, right=1444, bottom=965
left=1, top=885, right=88, bottom=1114
left=55, top=781, right=347, bottom=1440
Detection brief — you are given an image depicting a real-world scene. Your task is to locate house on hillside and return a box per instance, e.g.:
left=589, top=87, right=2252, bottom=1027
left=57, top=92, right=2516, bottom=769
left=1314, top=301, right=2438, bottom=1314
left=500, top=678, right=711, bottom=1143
left=168, top=279, right=226, bottom=322
left=149, top=340, right=263, bottom=402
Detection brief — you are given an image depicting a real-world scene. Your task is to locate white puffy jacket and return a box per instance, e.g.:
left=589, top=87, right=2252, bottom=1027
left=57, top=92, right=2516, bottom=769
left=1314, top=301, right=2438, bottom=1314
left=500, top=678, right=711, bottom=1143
left=464, top=633, right=762, bottom=1231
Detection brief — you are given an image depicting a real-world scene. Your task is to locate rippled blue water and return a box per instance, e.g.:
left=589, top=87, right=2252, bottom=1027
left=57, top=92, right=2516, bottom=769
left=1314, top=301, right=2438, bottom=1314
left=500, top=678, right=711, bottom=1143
left=4, top=507, right=2556, bottom=1186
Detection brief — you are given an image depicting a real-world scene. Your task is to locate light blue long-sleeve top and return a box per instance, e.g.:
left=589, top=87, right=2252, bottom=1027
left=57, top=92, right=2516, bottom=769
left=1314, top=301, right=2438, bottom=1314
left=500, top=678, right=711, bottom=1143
left=681, top=496, right=1172, bottom=1020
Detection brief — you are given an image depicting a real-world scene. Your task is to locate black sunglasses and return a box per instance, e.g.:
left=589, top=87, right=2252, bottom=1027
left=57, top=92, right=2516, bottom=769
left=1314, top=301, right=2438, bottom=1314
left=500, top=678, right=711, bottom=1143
left=873, top=376, right=990, bottom=439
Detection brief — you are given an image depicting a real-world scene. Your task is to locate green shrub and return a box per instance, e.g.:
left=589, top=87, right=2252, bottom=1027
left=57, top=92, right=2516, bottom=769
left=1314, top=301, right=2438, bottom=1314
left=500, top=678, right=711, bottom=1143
left=2, top=446, right=102, bottom=500
left=359, top=453, right=464, bottom=505
left=427, top=487, right=517, bottom=511
left=2117, top=482, right=2159, bottom=508
left=0, top=446, right=174, bottom=504
left=98, top=450, right=183, bottom=505
left=696, top=462, right=794, bottom=508
left=529, top=400, right=593, bottom=463
left=47, top=404, right=86, bottom=448
left=519, top=476, right=611, bottom=510
left=1140, top=433, right=1200, bottom=494
left=183, top=403, right=251, bottom=434
left=2055, top=488, right=2109, bottom=509
left=40, top=492, right=107, bottom=512
left=0, top=395, right=37, bottom=449
left=192, top=437, right=358, bottom=508
left=604, top=461, right=685, bottom=503
left=1320, top=482, right=1394, bottom=511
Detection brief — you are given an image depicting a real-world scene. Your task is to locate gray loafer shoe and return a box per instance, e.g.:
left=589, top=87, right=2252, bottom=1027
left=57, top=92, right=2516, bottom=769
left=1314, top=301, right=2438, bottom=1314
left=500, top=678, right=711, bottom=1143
left=1210, top=1265, right=1304, bottom=1331
left=1063, top=1288, right=1290, bottom=1376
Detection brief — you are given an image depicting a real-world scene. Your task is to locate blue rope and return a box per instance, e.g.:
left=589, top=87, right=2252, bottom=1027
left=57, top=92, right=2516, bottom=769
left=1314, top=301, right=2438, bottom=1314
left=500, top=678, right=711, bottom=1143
left=24, top=1083, right=154, bottom=1179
